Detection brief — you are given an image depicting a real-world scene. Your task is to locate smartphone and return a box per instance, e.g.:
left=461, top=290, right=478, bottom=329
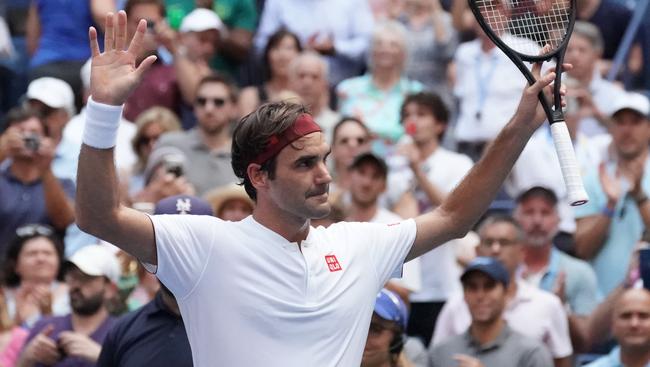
left=163, top=155, right=184, bottom=177
left=640, top=248, right=650, bottom=290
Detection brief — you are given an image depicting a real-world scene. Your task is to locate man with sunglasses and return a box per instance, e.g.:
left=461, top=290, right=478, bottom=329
left=152, top=74, right=238, bottom=196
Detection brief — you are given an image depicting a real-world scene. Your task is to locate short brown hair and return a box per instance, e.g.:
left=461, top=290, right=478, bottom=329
left=124, top=0, right=166, bottom=17
left=231, top=102, right=310, bottom=201
left=2, top=106, right=46, bottom=134
left=195, top=74, right=238, bottom=103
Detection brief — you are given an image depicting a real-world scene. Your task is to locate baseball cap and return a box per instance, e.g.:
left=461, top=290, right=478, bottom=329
left=155, top=194, right=214, bottom=216
left=179, top=8, right=224, bottom=33
left=64, top=245, right=121, bottom=284
left=460, top=257, right=510, bottom=287
left=349, top=152, right=388, bottom=178
left=26, top=77, right=76, bottom=116
left=80, top=58, right=92, bottom=91
left=374, top=288, right=408, bottom=330
left=608, top=91, right=650, bottom=118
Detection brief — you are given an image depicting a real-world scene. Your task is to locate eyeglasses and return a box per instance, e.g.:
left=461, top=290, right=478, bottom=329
left=15, top=224, right=53, bottom=238
left=337, top=136, right=368, bottom=146
left=138, top=134, right=160, bottom=146
left=479, top=238, right=518, bottom=247
left=195, top=97, right=227, bottom=108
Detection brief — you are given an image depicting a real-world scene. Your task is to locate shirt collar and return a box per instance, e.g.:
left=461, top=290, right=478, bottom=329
left=464, top=323, right=512, bottom=352
left=148, top=291, right=182, bottom=319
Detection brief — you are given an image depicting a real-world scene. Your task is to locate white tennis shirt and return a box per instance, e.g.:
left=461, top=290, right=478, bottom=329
left=148, top=214, right=416, bottom=367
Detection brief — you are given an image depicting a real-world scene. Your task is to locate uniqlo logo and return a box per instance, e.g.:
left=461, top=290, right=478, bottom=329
left=325, top=255, right=342, bottom=272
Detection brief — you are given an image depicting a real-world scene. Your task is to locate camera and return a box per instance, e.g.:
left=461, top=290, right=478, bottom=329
left=163, top=155, right=184, bottom=177
left=23, top=134, right=40, bottom=152
left=146, top=19, right=157, bottom=33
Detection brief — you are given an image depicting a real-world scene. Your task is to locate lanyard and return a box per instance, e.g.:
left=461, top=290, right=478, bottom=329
left=475, top=51, right=499, bottom=121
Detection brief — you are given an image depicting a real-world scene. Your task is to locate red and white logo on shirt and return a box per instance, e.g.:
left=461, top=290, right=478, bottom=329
left=325, top=255, right=342, bottom=272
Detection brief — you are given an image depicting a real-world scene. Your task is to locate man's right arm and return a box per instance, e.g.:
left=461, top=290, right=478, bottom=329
left=76, top=11, right=158, bottom=264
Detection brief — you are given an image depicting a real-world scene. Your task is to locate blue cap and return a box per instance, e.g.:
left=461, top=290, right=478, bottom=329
left=461, top=257, right=510, bottom=287
left=154, top=195, right=214, bottom=216
left=374, top=288, right=408, bottom=330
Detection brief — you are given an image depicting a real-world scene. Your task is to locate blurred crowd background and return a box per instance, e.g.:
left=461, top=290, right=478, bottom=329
left=1, top=0, right=650, bottom=366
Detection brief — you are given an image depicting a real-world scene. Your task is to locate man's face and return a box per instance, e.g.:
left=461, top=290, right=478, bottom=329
left=127, top=4, right=163, bottom=57
left=402, top=102, right=445, bottom=145
left=612, top=289, right=650, bottom=350
left=264, top=132, right=332, bottom=220
left=514, top=197, right=559, bottom=247
left=194, top=82, right=234, bottom=135
left=65, top=266, right=110, bottom=316
left=349, top=162, right=386, bottom=208
left=463, top=272, right=506, bottom=324
left=477, top=222, right=522, bottom=276
left=362, top=314, right=398, bottom=367
left=332, top=121, right=371, bottom=169
left=610, top=110, right=650, bottom=160
left=566, top=34, right=599, bottom=82
left=181, top=29, right=219, bottom=61
left=290, top=58, right=327, bottom=107
left=12, top=117, right=45, bottom=160
left=371, top=33, right=404, bottom=70
left=27, top=100, right=69, bottom=140
left=218, top=199, right=253, bottom=221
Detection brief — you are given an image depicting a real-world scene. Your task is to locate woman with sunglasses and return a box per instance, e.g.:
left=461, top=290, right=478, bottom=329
left=329, top=117, right=373, bottom=199
left=2, top=225, right=68, bottom=329
left=238, top=30, right=302, bottom=116
left=120, top=106, right=182, bottom=206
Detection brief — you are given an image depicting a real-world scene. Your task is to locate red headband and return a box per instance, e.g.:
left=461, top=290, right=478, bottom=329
left=252, top=114, right=322, bottom=165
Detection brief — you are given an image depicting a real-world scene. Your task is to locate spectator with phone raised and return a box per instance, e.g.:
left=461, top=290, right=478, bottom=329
left=0, top=106, right=75, bottom=251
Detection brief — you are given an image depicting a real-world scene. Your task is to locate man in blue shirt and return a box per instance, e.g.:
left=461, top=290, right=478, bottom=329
left=97, top=195, right=213, bottom=367
left=585, top=288, right=650, bottom=367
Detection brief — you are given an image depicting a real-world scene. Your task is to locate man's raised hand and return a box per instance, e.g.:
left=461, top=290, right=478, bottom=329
left=88, top=11, right=157, bottom=106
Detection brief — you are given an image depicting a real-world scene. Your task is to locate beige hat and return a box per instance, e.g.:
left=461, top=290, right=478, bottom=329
left=204, top=184, right=254, bottom=216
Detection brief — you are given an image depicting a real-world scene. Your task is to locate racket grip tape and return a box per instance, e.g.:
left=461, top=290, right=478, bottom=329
left=550, top=122, right=589, bottom=206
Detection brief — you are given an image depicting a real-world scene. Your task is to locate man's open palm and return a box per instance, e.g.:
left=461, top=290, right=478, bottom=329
left=88, top=11, right=156, bottom=106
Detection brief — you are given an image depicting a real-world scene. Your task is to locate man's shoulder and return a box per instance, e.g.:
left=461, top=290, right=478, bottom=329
left=556, top=250, right=595, bottom=274
left=156, top=130, right=195, bottom=146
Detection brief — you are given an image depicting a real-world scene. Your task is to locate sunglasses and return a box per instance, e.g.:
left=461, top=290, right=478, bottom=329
left=479, top=238, right=517, bottom=247
left=138, top=134, right=160, bottom=146
left=195, top=97, right=227, bottom=108
left=337, top=136, right=368, bottom=146
left=16, top=224, right=53, bottom=238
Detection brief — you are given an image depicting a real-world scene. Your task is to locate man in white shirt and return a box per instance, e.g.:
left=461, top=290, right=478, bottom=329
left=432, top=215, right=573, bottom=367
left=75, top=11, right=566, bottom=367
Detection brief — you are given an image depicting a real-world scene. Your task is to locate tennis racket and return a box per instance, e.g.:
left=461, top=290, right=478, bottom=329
left=468, top=0, right=588, bottom=206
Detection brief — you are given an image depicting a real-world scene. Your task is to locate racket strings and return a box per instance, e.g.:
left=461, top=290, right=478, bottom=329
left=477, top=0, right=571, bottom=56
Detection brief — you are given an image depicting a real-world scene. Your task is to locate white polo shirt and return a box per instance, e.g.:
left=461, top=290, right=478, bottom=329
left=149, top=214, right=416, bottom=367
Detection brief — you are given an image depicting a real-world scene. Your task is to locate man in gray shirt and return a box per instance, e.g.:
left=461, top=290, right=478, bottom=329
left=429, top=257, right=553, bottom=367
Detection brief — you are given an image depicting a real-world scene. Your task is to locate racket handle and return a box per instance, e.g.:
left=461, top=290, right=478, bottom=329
left=550, top=122, right=589, bottom=206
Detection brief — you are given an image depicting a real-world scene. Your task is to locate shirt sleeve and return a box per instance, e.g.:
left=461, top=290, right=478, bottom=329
left=223, top=0, right=257, bottom=31
left=546, top=295, right=573, bottom=358
left=252, top=0, right=281, bottom=52
left=430, top=297, right=457, bottom=347
left=569, top=263, right=603, bottom=315
left=333, top=0, right=374, bottom=61
left=148, top=214, right=219, bottom=299
left=521, top=343, right=555, bottom=367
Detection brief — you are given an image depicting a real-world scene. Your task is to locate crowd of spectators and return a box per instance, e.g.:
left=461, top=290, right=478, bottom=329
left=1, top=0, right=650, bottom=366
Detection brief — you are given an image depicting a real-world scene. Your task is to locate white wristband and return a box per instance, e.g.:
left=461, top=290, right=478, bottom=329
left=82, top=96, right=123, bottom=149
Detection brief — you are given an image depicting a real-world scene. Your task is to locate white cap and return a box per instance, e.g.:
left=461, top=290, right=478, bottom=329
left=80, top=58, right=92, bottom=91
left=608, top=91, right=650, bottom=117
left=26, top=77, right=76, bottom=116
left=65, top=245, right=121, bottom=284
left=179, top=8, right=224, bottom=33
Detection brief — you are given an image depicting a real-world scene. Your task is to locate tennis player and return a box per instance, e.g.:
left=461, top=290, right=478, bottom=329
left=76, top=11, right=566, bottom=367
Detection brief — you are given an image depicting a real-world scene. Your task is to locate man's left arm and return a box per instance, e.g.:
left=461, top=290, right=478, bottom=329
left=407, top=62, right=560, bottom=261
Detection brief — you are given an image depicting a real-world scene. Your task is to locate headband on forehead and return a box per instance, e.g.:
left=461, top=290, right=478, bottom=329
left=252, top=114, right=322, bottom=165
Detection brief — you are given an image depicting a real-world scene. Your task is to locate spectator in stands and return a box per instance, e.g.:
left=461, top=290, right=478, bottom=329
left=153, top=74, right=238, bottom=196
left=574, top=92, right=650, bottom=295
left=0, top=287, right=30, bottom=367
left=2, top=225, right=68, bottom=328
left=429, top=257, right=554, bottom=367
left=17, top=245, right=119, bottom=367
left=387, top=92, right=473, bottom=347
left=0, top=107, right=75, bottom=250
left=337, top=21, right=423, bottom=144
left=24, top=77, right=77, bottom=181
left=399, top=0, right=457, bottom=105
left=451, top=19, right=532, bottom=161
left=98, top=195, right=212, bottom=367
left=289, top=51, right=340, bottom=139
left=433, top=215, right=573, bottom=367
left=25, top=0, right=115, bottom=110
left=564, top=21, right=624, bottom=137
left=585, top=288, right=650, bottom=367
left=122, top=106, right=182, bottom=202
left=361, top=288, right=416, bottom=367
left=254, top=0, right=373, bottom=86
left=239, top=30, right=302, bottom=116
left=329, top=117, right=372, bottom=199
left=204, top=183, right=254, bottom=221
